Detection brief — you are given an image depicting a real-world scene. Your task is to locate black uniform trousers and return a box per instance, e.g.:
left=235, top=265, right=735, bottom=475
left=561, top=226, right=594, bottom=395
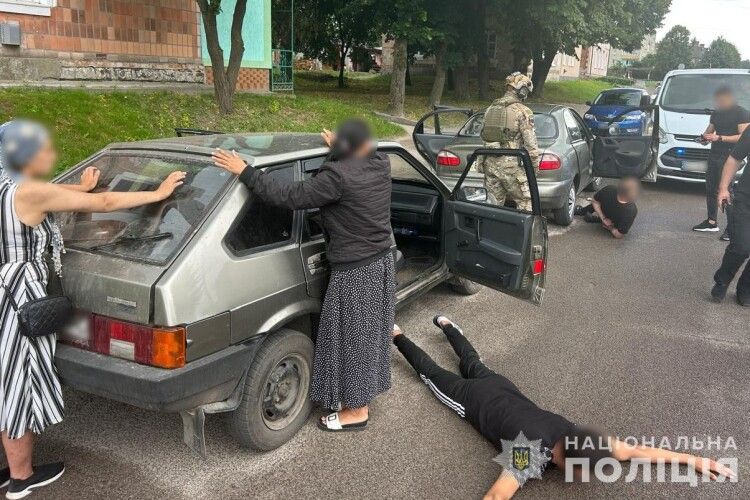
left=715, top=194, right=750, bottom=296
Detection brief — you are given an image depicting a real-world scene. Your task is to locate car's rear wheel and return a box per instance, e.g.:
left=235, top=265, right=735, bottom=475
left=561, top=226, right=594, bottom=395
left=230, top=329, right=313, bottom=451
left=552, top=184, right=576, bottom=226
left=451, top=276, right=482, bottom=295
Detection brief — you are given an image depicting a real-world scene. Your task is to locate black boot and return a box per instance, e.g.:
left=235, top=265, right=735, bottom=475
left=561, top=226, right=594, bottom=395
left=711, top=282, right=729, bottom=303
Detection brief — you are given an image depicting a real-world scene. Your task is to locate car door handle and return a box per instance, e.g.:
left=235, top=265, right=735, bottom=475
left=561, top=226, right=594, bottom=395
left=307, top=253, right=328, bottom=275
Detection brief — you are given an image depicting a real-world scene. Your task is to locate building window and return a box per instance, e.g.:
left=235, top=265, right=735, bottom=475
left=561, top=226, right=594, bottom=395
left=486, top=33, right=497, bottom=60
left=0, top=0, right=55, bottom=16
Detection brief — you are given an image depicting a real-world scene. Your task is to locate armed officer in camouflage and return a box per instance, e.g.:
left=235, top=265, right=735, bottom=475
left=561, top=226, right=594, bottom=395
left=476, top=72, right=540, bottom=211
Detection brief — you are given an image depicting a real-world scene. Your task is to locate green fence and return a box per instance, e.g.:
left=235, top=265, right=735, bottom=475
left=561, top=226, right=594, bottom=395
left=272, top=49, right=294, bottom=91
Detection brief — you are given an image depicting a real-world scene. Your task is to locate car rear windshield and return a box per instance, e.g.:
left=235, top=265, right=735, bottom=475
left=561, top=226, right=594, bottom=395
left=594, top=90, right=642, bottom=106
left=660, top=73, right=750, bottom=112
left=459, top=113, right=558, bottom=139
left=57, top=153, right=233, bottom=265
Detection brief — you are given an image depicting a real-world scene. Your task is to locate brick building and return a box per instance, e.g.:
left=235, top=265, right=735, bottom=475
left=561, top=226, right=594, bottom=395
left=0, top=0, right=272, bottom=91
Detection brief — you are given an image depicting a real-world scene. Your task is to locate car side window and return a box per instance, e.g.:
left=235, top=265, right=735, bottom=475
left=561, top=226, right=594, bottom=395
left=564, top=110, right=584, bottom=142
left=388, top=152, right=431, bottom=184
left=226, top=164, right=295, bottom=254
left=302, top=156, right=327, bottom=241
left=569, top=110, right=591, bottom=141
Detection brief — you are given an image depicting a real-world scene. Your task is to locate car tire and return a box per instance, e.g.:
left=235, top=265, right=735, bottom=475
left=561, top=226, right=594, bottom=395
left=552, top=184, right=576, bottom=226
left=230, top=329, right=314, bottom=452
left=451, top=276, right=482, bottom=295
left=584, top=176, right=603, bottom=192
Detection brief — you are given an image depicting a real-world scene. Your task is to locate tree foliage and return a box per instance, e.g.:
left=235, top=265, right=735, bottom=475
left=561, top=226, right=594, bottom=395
left=701, top=37, right=742, bottom=69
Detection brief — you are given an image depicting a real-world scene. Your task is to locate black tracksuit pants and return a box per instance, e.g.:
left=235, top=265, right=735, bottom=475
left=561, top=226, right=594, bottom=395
left=393, top=324, right=515, bottom=422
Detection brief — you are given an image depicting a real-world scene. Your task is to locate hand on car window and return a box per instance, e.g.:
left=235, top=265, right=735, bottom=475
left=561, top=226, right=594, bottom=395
left=212, top=149, right=248, bottom=176
left=155, top=171, right=187, bottom=201
left=80, top=166, right=101, bottom=192
left=321, top=129, right=336, bottom=148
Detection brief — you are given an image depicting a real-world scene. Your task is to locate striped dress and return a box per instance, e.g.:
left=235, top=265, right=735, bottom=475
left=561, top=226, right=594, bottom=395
left=0, top=176, right=64, bottom=439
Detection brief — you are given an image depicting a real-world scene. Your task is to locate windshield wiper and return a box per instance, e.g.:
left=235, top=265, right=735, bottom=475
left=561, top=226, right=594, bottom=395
left=90, top=232, right=173, bottom=251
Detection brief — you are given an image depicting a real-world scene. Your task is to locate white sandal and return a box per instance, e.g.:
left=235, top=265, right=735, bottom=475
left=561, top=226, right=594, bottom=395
left=317, top=412, right=368, bottom=433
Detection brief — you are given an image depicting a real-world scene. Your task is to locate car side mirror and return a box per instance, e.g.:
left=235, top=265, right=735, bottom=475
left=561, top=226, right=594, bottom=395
left=640, top=95, right=652, bottom=108
left=585, top=101, right=592, bottom=106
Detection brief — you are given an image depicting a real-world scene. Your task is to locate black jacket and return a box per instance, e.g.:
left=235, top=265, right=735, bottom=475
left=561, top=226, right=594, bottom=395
left=238, top=152, right=393, bottom=268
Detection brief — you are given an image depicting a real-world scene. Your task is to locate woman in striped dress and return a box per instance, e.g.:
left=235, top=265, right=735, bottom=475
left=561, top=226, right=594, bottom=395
left=0, top=120, right=185, bottom=498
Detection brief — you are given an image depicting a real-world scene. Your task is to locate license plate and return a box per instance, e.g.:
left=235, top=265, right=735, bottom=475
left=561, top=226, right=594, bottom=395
left=682, top=161, right=706, bottom=173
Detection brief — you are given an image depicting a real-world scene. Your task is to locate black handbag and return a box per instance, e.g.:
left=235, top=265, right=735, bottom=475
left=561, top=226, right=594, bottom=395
left=0, top=280, right=73, bottom=338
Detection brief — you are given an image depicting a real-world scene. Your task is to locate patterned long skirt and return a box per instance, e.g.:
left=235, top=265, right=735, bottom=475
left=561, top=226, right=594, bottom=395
left=310, top=253, right=396, bottom=410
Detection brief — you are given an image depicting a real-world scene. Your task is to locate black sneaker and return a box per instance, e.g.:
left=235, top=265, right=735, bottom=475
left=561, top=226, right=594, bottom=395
left=692, top=219, right=719, bottom=232
left=711, top=283, right=729, bottom=303
left=719, top=228, right=730, bottom=241
left=6, top=463, right=64, bottom=499
left=573, top=205, right=586, bottom=216
left=0, top=468, right=8, bottom=489
left=432, top=315, right=451, bottom=329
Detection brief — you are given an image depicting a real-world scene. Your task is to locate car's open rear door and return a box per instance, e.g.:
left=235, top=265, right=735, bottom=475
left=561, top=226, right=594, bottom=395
left=443, top=149, right=548, bottom=305
left=413, top=107, right=473, bottom=164
left=592, top=100, right=659, bottom=182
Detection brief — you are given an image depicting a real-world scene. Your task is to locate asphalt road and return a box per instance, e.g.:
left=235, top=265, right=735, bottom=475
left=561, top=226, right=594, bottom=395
left=33, top=178, right=748, bottom=500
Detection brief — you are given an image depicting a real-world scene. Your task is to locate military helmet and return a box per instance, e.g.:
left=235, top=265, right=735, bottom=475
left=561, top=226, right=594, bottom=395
left=506, top=72, right=534, bottom=96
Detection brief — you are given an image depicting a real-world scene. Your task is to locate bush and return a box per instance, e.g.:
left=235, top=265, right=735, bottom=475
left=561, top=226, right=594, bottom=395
left=595, top=76, right=636, bottom=86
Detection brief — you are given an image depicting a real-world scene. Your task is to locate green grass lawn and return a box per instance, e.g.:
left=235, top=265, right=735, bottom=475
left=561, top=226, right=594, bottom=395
left=0, top=74, right=616, bottom=173
left=0, top=88, right=403, bottom=173
left=295, top=71, right=617, bottom=119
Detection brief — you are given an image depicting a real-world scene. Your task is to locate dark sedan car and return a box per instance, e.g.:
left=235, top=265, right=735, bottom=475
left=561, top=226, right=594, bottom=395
left=413, top=105, right=602, bottom=226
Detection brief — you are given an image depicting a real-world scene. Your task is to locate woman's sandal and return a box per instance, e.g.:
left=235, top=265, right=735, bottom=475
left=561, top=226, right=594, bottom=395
left=317, top=412, right=368, bottom=433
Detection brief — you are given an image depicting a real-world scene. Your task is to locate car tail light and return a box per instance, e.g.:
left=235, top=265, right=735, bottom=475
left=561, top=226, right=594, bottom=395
left=538, top=153, right=561, bottom=170
left=436, top=150, right=461, bottom=168
left=67, top=314, right=186, bottom=369
left=532, top=259, right=545, bottom=275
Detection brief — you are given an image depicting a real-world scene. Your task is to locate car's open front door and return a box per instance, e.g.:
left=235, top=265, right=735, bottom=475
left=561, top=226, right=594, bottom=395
left=443, top=149, right=548, bottom=305
left=413, top=107, right=473, bottom=164
left=592, top=99, right=659, bottom=182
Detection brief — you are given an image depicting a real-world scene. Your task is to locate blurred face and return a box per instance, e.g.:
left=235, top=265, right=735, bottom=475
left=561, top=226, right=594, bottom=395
left=21, top=138, right=57, bottom=179
left=715, top=92, right=735, bottom=110
left=621, top=179, right=640, bottom=201
left=353, top=140, right=375, bottom=159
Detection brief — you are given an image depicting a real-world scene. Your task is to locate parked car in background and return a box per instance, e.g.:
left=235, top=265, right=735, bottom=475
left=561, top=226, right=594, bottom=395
left=583, top=88, right=652, bottom=137
left=414, top=105, right=602, bottom=226
left=654, top=68, right=749, bottom=183
left=53, top=132, right=549, bottom=457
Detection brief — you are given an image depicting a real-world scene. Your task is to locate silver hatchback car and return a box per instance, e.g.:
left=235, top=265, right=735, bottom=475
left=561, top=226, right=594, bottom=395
left=53, top=132, right=550, bottom=456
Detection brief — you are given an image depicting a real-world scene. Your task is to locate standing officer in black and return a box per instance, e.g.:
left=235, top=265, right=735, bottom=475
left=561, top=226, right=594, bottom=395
left=693, top=86, right=750, bottom=239
left=713, top=126, right=750, bottom=306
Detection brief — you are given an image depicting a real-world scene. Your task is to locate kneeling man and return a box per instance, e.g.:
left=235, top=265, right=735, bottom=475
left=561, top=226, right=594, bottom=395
left=575, top=177, right=640, bottom=239
left=393, top=317, right=733, bottom=499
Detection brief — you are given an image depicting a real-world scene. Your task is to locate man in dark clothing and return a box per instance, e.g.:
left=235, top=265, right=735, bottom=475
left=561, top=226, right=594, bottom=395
left=693, top=86, right=750, bottom=239
left=393, top=318, right=734, bottom=499
left=575, top=178, right=639, bottom=239
left=712, top=126, right=750, bottom=306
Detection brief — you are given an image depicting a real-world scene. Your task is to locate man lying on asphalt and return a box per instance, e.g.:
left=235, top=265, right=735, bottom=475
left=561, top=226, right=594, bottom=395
left=392, top=317, right=734, bottom=499
left=712, top=125, right=750, bottom=306
left=575, top=177, right=640, bottom=239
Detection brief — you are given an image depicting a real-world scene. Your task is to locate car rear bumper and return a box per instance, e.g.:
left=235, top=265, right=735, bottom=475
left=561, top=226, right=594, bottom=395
left=55, top=338, right=261, bottom=412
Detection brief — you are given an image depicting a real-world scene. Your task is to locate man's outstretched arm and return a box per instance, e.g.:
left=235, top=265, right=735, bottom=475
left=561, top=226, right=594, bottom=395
left=611, top=439, right=736, bottom=481
left=483, top=472, right=520, bottom=500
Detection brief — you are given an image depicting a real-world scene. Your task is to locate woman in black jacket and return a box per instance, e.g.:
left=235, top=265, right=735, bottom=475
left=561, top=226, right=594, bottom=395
left=213, top=120, right=394, bottom=431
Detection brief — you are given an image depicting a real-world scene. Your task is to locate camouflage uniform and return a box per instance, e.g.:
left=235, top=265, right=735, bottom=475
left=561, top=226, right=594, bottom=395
left=476, top=73, right=540, bottom=212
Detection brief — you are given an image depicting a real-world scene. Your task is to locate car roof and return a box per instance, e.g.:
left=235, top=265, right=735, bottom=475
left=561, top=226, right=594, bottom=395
left=107, top=132, right=330, bottom=165
left=597, top=87, right=647, bottom=94
left=664, top=68, right=750, bottom=77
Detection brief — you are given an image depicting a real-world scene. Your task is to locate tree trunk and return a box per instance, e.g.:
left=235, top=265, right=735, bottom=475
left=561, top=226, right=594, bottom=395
left=387, top=38, right=408, bottom=117
left=338, top=43, right=347, bottom=88
left=197, top=0, right=247, bottom=114
left=429, top=42, right=448, bottom=107
left=531, top=45, right=555, bottom=99
left=454, top=64, right=470, bottom=100
left=476, top=0, right=489, bottom=100
left=446, top=68, right=455, bottom=91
